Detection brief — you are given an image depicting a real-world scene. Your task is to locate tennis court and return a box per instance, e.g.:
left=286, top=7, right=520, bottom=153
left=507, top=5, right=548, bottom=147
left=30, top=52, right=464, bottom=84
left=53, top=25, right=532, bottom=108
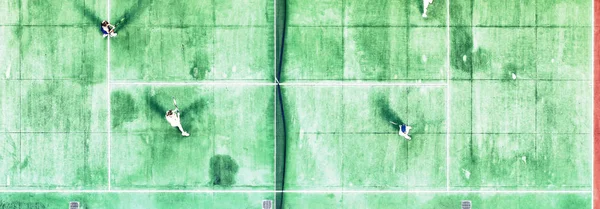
left=0, top=0, right=594, bottom=208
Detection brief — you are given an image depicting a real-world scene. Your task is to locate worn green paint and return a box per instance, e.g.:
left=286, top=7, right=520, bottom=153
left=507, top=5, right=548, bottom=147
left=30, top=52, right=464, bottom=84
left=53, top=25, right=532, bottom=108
left=537, top=28, right=592, bottom=80
left=0, top=193, right=273, bottom=209
left=0, top=0, right=595, bottom=207
left=110, top=27, right=214, bottom=81
left=282, top=27, right=343, bottom=81
left=110, top=85, right=273, bottom=189
left=282, top=86, right=447, bottom=190
left=472, top=80, right=536, bottom=133
left=287, top=0, right=342, bottom=26
left=537, top=81, right=592, bottom=133
left=0, top=27, right=20, bottom=80
left=471, top=28, right=536, bottom=80
left=21, top=80, right=107, bottom=132
left=450, top=27, right=473, bottom=79
left=17, top=133, right=107, bottom=188
left=344, top=28, right=407, bottom=80
left=472, top=0, right=535, bottom=26
left=449, top=0, right=473, bottom=26
left=537, top=0, right=592, bottom=26
left=408, top=27, right=447, bottom=80
left=449, top=81, right=471, bottom=133
left=0, top=80, right=19, bottom=132
left=344, top=0, right=408, bottom=26
left=281, top=193, right=591, bottom=208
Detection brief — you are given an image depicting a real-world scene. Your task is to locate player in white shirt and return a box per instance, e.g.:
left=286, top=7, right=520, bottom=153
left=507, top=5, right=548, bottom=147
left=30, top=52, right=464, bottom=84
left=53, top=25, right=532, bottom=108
left=166, top=98, right=190, bottom=137
left=422, top=0, right=434, bottom=18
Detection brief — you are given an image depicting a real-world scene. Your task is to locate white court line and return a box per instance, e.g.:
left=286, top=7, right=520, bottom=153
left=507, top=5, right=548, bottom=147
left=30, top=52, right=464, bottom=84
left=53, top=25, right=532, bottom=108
left=273, top=85, right=277, bottom=192
left=0, top=190, right=590, bottom=194
left=445, top=0, right=451, bottom=192
left=280, top=190, right=592, bottom=194
left=107, top=39, right=112, bottom=191
left=278, top=82, right=448, bottom=87
left=109, top=81, right=448, bottom=87
left=110, top=81, right=276, bottom=86
left=106, top=0, right=111, bottom=190
left=0, top=190, right=273, bottom=193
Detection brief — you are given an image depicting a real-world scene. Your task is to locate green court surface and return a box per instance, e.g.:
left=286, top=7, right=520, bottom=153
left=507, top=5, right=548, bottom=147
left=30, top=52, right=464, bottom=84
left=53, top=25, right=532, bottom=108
left=0, top=0, right=594, bottom=208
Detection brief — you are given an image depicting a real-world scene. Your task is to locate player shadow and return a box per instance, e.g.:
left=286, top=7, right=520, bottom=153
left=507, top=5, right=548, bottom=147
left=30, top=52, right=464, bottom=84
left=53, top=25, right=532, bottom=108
left=71, top=0, right=153, bottom=33
left=72, top=1, right=102, bottom=26
left=371, top=95, right=405, bottom=130
left=112, top=0, right=154, bottom=32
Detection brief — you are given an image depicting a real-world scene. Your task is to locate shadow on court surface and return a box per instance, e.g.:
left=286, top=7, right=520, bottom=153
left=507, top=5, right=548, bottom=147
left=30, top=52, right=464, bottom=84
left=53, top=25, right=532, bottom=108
left=371, top=94, right=405, bottom=130
left=72, top=0, right=102, bottom=25
left=113, top=0, right=154, bottom=32
left=71, top=0, right=153, bottom=33
left=209, top=155, right=239, bottom=186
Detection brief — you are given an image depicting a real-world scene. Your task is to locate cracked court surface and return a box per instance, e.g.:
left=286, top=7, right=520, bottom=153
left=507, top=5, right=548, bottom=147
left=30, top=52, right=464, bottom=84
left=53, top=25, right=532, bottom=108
left=0, top=0, right=594, bottom=208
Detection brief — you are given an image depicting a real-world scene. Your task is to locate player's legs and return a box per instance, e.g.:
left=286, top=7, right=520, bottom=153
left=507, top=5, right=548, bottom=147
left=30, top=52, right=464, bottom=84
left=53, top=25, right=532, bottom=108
left=399, top=132, right=411, bottom=140
left=176, top=124, right=190, bottom=136
left=173, top=111, right=189, bottom=136
left=405, top=126, right=412, bottom=135
left=423, top=0, right=433, bottom=17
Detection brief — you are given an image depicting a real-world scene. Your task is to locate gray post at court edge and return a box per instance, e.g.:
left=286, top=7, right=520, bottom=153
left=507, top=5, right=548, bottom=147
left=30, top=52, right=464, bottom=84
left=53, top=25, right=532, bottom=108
left=461, top=200, right=472, bottom=209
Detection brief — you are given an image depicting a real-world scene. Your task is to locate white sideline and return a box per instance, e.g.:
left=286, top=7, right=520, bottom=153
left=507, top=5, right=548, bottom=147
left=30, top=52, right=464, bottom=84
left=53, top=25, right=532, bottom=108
left=445, top=0, right=451, bottom=191
left=0, top=190, right=590, bottom=194
left=106, top=0, right=112, bottom=190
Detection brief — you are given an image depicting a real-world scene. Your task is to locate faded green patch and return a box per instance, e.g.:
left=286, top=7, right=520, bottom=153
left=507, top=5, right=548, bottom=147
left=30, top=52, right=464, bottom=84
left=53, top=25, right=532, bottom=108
left=111, top=91, right=138, bottom=128
left=22, top=82, right=92, bottom=132
left=451, top=27, right=473, bottom=77
left=471, top=48, right=492, bottom=76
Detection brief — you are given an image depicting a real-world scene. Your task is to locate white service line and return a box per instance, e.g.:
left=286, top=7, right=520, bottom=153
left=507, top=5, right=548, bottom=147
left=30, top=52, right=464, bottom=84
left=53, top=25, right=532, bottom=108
left=445, top=0, right=451, bottom=192
left=110, top=81, right=277, bottom=86
left=109, top=81, right=448, bottom=87
left=0, top=190, right=274, bottom=193
left=280, top=190, right=592, bottom=194
left=0, top=190, right=590, bottom=194
left=278, top=82, right=448, bottom=87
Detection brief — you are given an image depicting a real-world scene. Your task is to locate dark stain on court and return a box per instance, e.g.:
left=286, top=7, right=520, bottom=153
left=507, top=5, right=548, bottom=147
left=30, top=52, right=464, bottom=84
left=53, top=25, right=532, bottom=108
left=209, top=155, right=239, bottom=187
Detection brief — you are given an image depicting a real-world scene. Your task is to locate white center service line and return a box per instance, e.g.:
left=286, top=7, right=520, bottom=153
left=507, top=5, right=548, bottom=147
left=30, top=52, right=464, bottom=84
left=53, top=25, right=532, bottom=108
left=106, top=0, right=112, bottom=191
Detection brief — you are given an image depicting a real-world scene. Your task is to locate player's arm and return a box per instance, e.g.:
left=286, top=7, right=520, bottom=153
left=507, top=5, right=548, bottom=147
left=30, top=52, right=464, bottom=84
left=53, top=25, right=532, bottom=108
left=172, top=97, right=179, bottom=109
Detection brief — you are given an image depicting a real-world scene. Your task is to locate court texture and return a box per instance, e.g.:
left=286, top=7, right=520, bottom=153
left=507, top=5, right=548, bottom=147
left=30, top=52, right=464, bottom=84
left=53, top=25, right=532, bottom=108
left=0, top=0, right=594, bottom=208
